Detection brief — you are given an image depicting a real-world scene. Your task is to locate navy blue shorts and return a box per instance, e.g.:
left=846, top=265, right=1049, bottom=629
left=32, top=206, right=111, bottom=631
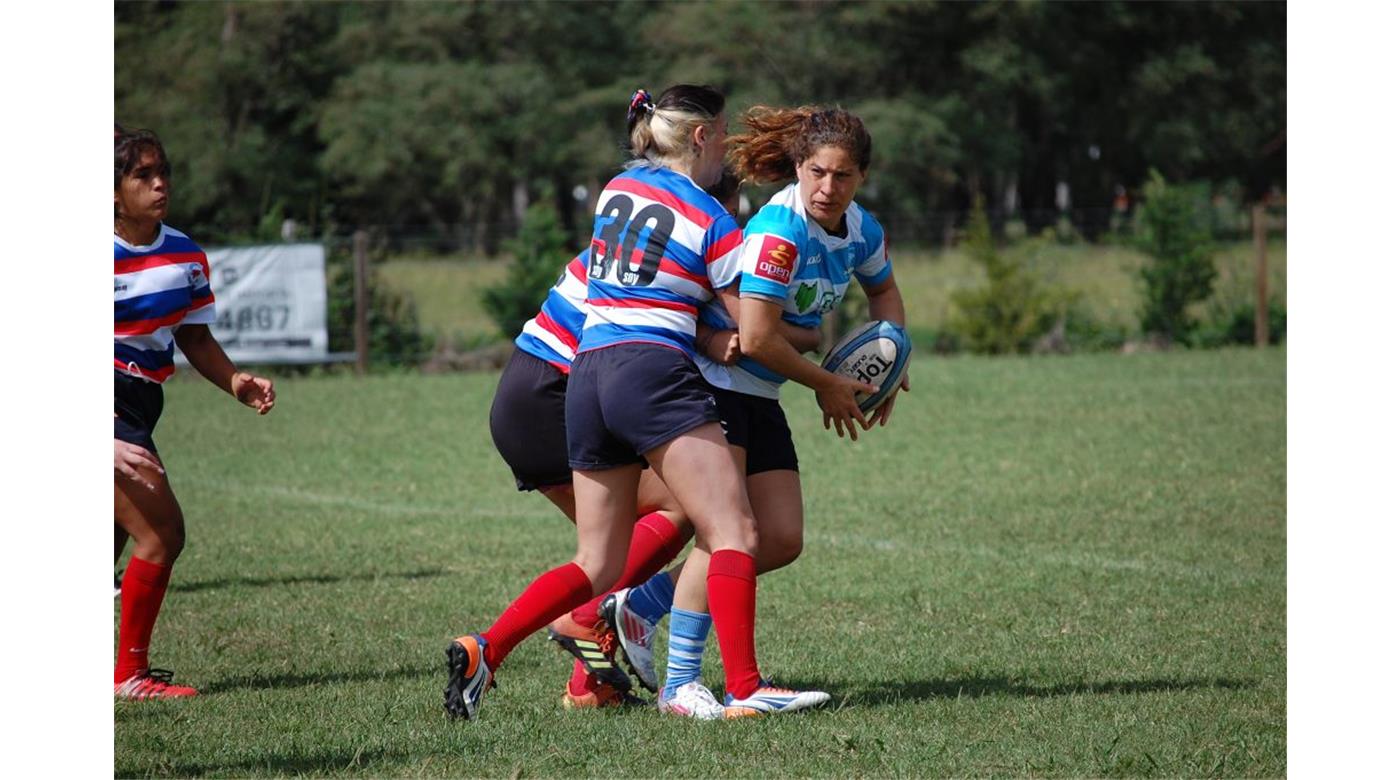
left=566, top=342, right=720, bottom=471
left=713, top=387, right=800, bottom=475
left=488, top=347, right=572, bottom=492
left=114, top=369, right=163, bottom=455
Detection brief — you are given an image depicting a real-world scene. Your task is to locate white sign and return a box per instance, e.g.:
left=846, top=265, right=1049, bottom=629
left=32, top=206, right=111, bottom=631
left=196, top=243, right=329, bottom=364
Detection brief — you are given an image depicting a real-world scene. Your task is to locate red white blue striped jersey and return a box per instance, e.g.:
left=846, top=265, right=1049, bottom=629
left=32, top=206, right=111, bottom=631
left=577, top=166, right=743, bottom=357
left=515, top=251, right=589, bottom=373
left=114, top=224, right=216, bottom=383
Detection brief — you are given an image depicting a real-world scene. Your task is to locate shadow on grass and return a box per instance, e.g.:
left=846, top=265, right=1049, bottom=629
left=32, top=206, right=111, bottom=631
left=831, top=675, right=1254, bottom=708
left=203, top=664, right=433, bottom=695
left=169, top=567, right=446, bottom=594
left=118, top=745, right=411, bottom=777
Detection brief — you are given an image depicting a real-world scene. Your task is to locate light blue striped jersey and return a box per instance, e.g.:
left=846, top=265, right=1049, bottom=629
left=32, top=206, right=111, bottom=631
left=696, top=183, right=891, bottom=398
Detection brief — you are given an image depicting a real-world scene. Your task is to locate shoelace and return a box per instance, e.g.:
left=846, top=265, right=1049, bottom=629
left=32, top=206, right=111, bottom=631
left=590, top=620, right=618, bottom=655
left=755, top=678, right=796, bottom=695
left=117, top=668, right=180, bottom=698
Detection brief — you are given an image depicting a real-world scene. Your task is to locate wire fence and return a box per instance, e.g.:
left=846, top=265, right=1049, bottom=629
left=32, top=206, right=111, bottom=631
left=234, top=200, right=1287, bottom=372
left=303, top=202, right=1286, bottom=260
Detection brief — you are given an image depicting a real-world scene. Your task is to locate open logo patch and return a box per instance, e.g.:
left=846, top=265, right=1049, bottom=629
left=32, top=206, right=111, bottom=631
left=754, top=235, right=797, bottom=285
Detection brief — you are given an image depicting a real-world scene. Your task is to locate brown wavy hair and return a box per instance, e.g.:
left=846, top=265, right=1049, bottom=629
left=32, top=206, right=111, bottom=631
left=729, top=106, right=872, bottom=184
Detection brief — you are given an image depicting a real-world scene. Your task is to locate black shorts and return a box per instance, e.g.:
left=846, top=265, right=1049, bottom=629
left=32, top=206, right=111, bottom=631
left=114, top=369, right=164, bottom=454
left=713, top=387, right=799, bottom=475
left=489, top=348, right=572, bottom=492
left=566, top=342, right=720, bottom=471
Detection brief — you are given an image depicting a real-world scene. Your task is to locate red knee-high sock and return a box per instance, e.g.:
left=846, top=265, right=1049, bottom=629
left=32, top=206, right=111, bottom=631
left=482, top=562, right=593, bottom=669
left=707, top=549, right=761, bottom=699
left=570, top=512, right=690, bottom=627
left=114, top=556, right=172, bottom=683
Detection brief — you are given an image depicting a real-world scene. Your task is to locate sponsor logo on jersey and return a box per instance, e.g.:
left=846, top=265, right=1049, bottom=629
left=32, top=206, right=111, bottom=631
left=794, top=282, right=817, bottom=312
left=755, top=235, right=797, bottom=284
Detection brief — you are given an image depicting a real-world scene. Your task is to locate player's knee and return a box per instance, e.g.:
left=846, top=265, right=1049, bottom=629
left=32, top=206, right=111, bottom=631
left=158, top=524, right=186, bottom=562
left=702, top=516, right=758, bottom=557
left=759, top=531, right=803, bottom=574
left=154, top=508, right=186, bottom=561
left=573, top=553, right=625, bottom=594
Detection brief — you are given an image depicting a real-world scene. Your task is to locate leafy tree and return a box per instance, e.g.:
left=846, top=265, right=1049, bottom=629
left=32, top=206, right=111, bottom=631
left=325, top=239, right=431, bottom=366
left=950, top=196, right=1064, bottom=354
left=481, top=204, right=572, bottom=340
left=1135, top=170, right=1217, bottom=344
left=116, top=1, right=1285, bottom=249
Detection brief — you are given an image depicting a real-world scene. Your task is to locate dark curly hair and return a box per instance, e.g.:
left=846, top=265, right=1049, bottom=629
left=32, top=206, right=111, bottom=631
left=114, top=126, right=170, bottom=190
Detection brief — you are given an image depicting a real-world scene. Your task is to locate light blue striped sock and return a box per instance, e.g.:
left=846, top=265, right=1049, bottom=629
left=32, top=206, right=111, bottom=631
left=661, top=607, right=711, bottom=701
left=627, top=571, right=675, bottom=624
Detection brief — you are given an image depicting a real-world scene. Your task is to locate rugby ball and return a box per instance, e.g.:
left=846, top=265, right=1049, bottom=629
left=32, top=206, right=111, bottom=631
left=820, top=320, right=912, bottom=414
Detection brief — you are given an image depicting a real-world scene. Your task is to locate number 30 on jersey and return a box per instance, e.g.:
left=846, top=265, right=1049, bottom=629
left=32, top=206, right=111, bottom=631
left=589, top=194, right=676, bottom=287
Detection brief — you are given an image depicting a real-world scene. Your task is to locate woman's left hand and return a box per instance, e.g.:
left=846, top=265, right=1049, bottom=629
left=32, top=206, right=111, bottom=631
left=232, top=372, right=276, bottom=414
left=868, top=373, right=910, bottom=428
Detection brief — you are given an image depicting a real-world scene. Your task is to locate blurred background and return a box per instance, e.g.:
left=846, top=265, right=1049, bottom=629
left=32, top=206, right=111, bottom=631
left=114, top=0, right=1286, bottom=367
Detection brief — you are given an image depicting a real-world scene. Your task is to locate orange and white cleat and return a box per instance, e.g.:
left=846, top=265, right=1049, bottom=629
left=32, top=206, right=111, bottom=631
left=546, top=614, right=632, bottom=694
left=560, top=681, right=640, bottom=710
left=444, top=634, right=494, bottom=720
left=114, top=669, right=198, bottom=700
left=723, top=679, right=830, bottom=718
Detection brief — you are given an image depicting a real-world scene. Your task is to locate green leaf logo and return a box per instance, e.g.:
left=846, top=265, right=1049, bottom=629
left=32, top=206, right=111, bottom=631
left=795, top=282, right=817, bottom=312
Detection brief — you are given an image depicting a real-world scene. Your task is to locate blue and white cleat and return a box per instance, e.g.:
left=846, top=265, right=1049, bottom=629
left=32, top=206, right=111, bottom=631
left=658, top=680, right=725, bottom=720
left=444, top=634, right=494, bottom=720
left=600, top=588, right=659, bottom=692
left=722, top=679, right=830, bottom=718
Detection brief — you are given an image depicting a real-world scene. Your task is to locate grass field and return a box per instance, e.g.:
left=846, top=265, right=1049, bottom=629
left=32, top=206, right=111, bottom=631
left=115, top=347, right=1285, bottom=777
left=379, top=240, right=1288, bottom=350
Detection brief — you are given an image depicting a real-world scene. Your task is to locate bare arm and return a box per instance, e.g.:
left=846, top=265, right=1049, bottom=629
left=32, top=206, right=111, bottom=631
left=716, top=284, right=821, bottom=354
left=864, top=275, right=906, bottom=328
left=738, top=295, right=877, bottom=440
left=173, top=324, right=276, bottom=414
left=696, top=322, right=741, bottom=365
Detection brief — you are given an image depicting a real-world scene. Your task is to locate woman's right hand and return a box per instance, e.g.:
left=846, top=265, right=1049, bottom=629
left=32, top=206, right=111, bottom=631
left=115, top=439, right=163, bottom=491
left=816, top=373, right=878, bottom=441
left=700, top=328, right=742, bottom=366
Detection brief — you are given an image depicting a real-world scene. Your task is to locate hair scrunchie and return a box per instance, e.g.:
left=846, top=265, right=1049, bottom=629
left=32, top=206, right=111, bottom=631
left=627, top=88, right=655, bottom=125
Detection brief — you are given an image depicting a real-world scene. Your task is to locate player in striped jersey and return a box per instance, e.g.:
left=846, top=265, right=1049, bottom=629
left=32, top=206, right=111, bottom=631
left=608, top=106, right=910, bottom=718
left=446, top=86, right=839, bottom=721
left=487, top=248, right=694, bottom=709
left=113, top=127, right=276, bottom=700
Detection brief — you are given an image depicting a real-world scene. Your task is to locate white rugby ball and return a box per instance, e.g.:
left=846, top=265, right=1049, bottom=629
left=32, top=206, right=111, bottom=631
left=819, top=320, right=912, bottom=414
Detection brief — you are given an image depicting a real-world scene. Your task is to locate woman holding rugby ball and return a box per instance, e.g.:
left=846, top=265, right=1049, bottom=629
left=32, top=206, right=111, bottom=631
left=113, top=127, right=276, bottom=700
left=605, top=106, right=909, bottom=715
left=444, top=85, right=841, bottom=721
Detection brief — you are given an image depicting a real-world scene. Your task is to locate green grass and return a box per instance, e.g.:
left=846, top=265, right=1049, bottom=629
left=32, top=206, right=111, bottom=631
left=379, top=240, right=1288, bottom=349
left=376, top=256, right=509, bottom=348
left=117, top=348, right=1286, bottom=777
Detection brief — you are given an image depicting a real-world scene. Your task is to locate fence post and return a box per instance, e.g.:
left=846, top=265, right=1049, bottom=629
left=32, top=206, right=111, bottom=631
left=353, top=229, right=369, bottom=374
left=1252, top=203, right=1268, bottom=347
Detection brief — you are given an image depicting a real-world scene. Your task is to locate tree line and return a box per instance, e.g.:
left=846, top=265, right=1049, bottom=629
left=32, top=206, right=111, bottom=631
left=115, top=0, right=1284, bottom=249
